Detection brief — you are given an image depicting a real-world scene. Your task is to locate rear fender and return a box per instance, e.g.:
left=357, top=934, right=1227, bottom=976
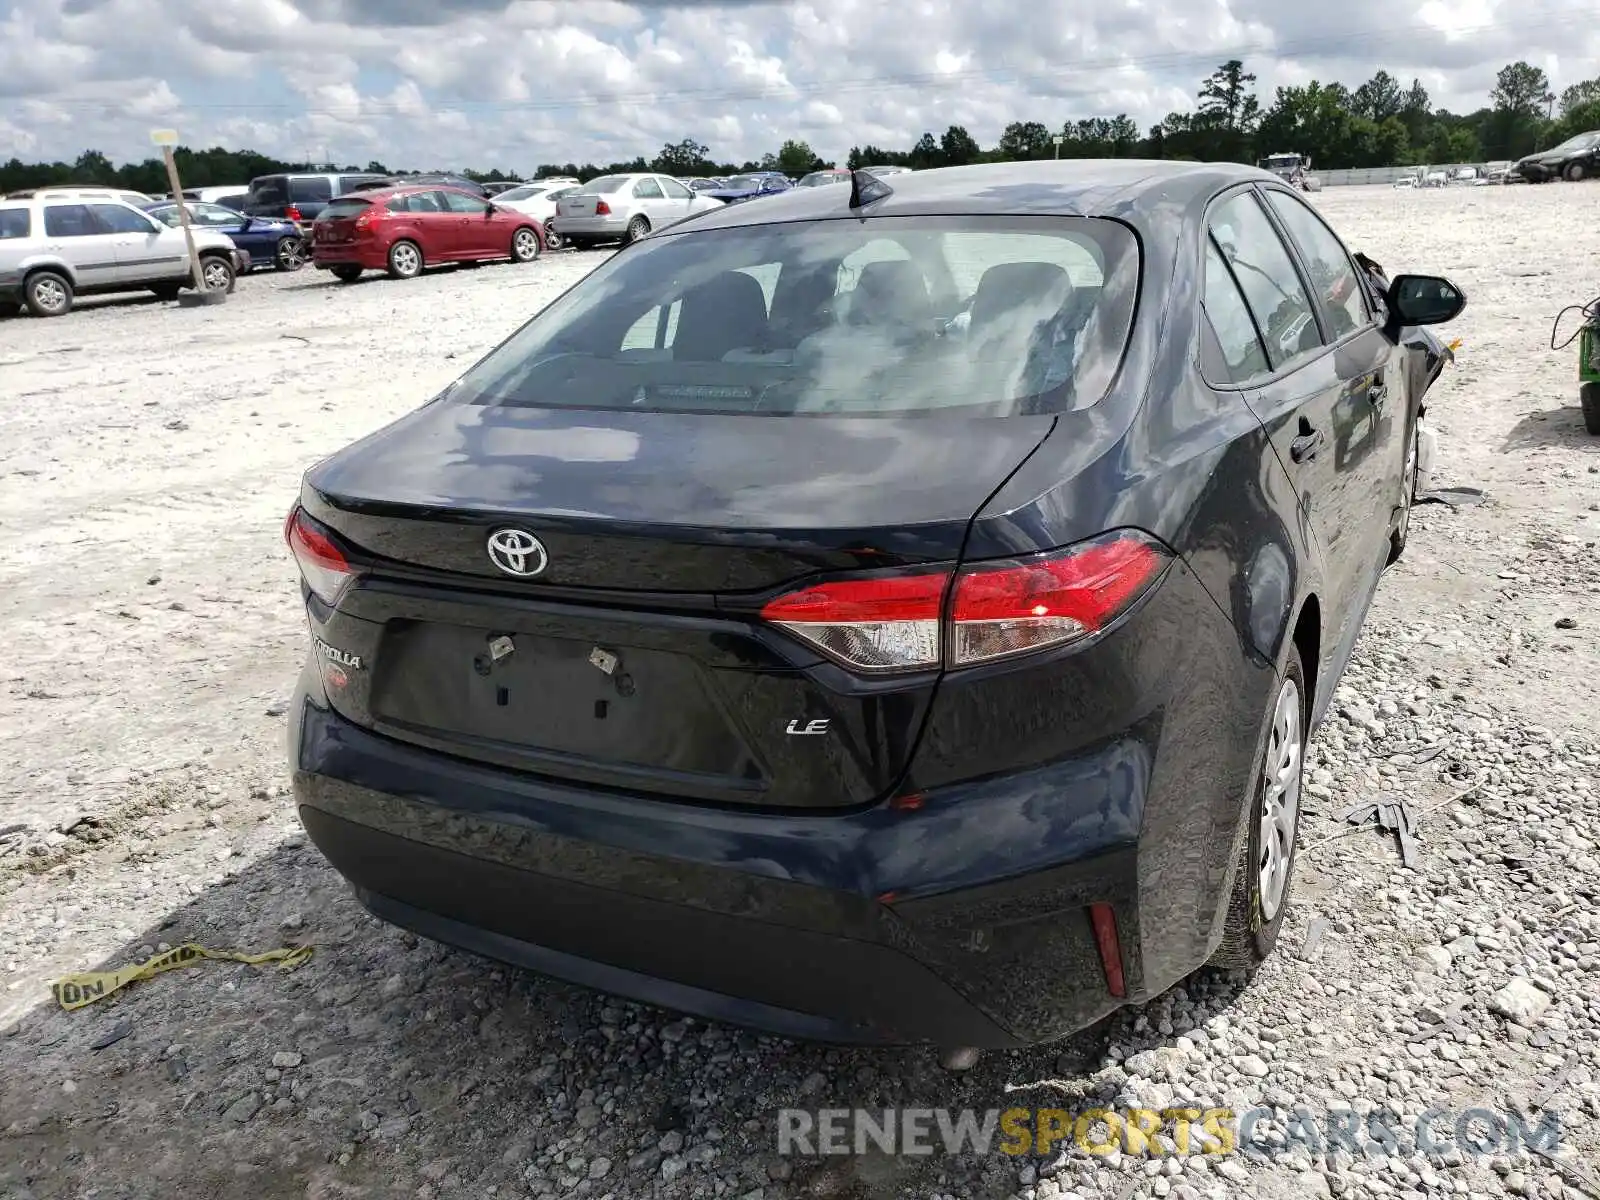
left=21, top=253, right=76, bottom=285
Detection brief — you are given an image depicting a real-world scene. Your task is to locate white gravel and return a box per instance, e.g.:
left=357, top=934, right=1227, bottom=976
left=2, top=186, right=1599, bottom=1200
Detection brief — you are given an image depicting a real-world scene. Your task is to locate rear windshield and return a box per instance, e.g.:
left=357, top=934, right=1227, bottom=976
left=450, top=215, right=1139, bottom=418
left=320, top=198, right=372, bottom=220
left=250, top=176, right=288, bottom=203
left=0, top=208, right=29, bottom=239
left=576, top=176, right=629, bottom=195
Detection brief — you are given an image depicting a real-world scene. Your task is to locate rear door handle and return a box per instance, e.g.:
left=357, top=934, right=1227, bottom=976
left=1290, top=428, right=1325, bottom=463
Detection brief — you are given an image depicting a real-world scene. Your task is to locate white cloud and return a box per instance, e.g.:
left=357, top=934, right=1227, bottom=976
left=6, top=0, right=1600, bottom=173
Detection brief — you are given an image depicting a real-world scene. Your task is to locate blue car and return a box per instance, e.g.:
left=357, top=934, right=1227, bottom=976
left=704, top=172, right=792, bottom=204
left=143, top=201, right=307, bottom=272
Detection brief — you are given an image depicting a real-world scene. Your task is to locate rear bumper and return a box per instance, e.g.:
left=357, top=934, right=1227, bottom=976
left=312, top=243, right=386, bottom=269
left=554, top=214, right=629, bottom=238
left=291, top=694, right=1167, bottom=1048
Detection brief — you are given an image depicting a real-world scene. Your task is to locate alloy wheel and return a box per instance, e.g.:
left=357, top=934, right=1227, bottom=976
left=277, top=237, right=306, bottom=270
left=202, top=259, right=232, bottom=291
left=513, top=229, right=539, bottom=261
left=391, top=242, right=421, bottom=277
left=1256, top=676, right=1303, bottom=923
left=32, top=277, right=68, bottom=313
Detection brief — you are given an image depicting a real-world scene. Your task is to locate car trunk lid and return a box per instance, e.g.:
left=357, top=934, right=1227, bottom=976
left=296, top=402, right=1054, bottom=808
left=314, top=197, right=373, bottom=244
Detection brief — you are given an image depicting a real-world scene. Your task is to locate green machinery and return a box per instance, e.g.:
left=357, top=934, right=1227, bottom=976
left=1553, top=297, right=1600, bottom=434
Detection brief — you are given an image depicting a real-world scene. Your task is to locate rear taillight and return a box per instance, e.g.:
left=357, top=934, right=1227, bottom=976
left=758, top=530, right=1169, bottom=673
left=354, top=208, right=374, bottom=229
left=594, top=199, right=611, bottom=215
left=285, top=205, right=302, bottom=222
left=761, top=571, right=947, bottom=672
left=284, top=505, right=360, bottom=606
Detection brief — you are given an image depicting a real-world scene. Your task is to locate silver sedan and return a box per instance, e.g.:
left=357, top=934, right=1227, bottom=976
left=553, top=173, right=724, bottom=248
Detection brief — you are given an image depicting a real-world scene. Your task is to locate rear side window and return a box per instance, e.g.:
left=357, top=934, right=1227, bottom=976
left=0, top=208, right=30, bottom=239
left=1209, top=192, right=1321, bottom=370
left=289, top=177, right=333, bottom=203
left=44, top=205, right=99, bottom=237
left=450, top=215, right=1140, bottom=418
left=1202, top=239, right=1271, bottom=383
left=1262, top=190, right=1370, bottom=340
left=250, top=176, right=289, bottom=204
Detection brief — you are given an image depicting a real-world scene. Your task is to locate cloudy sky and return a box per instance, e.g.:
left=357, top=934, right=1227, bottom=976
left=1, top=0, right=1594, bottom=172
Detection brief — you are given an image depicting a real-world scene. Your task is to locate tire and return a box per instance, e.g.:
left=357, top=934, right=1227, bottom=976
left=1387, top=419, right=1418, bottom=564
left=543, top=225, right=564, bottom=251
left=386, top=240, right=423, bottom=280
left=199, top=254, right=236, bottom=294
left=275, top=236, right=306, bottom=271
left=1566, top=161, right=1587, bottom=183
left=150, top=283, right=181, bottom=302
left=622, top=215, right=650, bottom=245
left=1582, top=381, right=1600, bottom=435
left=24, top=270, right=73, bottom=318
left=331, top=265, right=363, bottom=283
left=511, top=226, right=541, bottom=263
left=1209, top=651, right=1308, bottom=971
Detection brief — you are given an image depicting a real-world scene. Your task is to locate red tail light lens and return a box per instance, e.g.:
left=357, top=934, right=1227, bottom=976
left=760, top=571, right=946, bottom=672
left=594, top=199, right=611, bottom=215
left=759, top=531, right=1169, bottom=673
left=354, top=207, right=374, bottom=229
left=285, top=505, right=359, bottom=606
left=949, top=532, right=1168, bottom=665
left=285, top=205, right=302, bottom=223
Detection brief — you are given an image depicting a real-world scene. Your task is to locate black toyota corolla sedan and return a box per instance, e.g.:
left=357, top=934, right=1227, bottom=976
left=285, top=161, right=1464, bottom=1051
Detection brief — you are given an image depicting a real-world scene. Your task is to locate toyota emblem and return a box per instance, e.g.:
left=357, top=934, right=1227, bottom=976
left=485, top=528, right=549, bottom=578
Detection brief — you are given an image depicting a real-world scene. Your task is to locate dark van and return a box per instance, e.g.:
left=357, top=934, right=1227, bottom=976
left=243, top=173, right=389, bottom=222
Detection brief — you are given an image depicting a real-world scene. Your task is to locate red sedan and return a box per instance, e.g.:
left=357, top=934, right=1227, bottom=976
left=310, top=184, right=545, bottom=282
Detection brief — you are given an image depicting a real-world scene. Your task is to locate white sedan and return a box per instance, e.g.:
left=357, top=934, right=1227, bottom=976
left=492, top=183, right=582, bottom=248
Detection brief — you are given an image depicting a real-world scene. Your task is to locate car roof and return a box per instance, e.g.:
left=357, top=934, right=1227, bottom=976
left=658, top=159, right=1278, bottom=233
left=341, top=183, right=483, bottom=201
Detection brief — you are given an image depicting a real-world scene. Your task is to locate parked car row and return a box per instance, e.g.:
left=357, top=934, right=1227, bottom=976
left=0, top=190, right=250, bottom=317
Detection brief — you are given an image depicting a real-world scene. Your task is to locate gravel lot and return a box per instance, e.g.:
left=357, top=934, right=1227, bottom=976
left=2, top=187, right=1599, bottom=1200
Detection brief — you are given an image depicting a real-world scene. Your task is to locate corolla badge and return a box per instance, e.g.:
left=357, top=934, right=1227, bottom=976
left=486, top=528, right=549, bottom=578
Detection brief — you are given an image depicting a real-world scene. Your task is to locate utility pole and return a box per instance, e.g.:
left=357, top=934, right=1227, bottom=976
left=150, top=128, right=226, bottom=307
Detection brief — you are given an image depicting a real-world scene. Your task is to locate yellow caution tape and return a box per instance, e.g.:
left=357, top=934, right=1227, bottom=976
left=51, top=943, right=314, bottom=1010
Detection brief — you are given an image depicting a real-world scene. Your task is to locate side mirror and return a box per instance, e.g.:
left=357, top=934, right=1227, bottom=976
left=1387, top=274, right=1466, bottom=326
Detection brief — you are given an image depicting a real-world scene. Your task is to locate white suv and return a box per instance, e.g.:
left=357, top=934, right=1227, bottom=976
left=0, top=196, right=250, bottom=317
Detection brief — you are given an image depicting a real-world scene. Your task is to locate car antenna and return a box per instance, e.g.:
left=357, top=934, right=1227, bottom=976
left=848, top=168, right=892, bottom=213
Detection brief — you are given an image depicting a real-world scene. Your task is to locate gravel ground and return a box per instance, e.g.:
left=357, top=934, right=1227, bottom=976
left=2, top=187, right=1599, bottom=1200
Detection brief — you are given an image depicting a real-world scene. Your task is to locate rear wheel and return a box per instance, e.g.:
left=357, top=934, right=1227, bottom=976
left=387, top=239, right=423, bottom=279
left=1566, top=161, right=1587, bottom=182
left=24, top=271, right=73, bottom=318
left=1582, top=381, right=1600, bottom=434
left=511, top=226, right=541, bottom=262
left=275, top=236, right=306, bottom=271
left=622, top=215, right=650, bottom=245
left=331, top=265, right=364, bottom=283
left=543, top=225, right=564, bottom=251
left=1210, top=652, right=1306, bottom=970
left=199, top=254, right=236, bottom=293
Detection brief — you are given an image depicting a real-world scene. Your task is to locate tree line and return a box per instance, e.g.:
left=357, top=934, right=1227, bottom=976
left=4, top=58, right=1598, bottom=196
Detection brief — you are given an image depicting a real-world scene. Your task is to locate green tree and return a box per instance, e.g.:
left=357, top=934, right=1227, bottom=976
left=651, top=138, right=713, bottom=176
left=1491, top=61, right=1553, bottom=119
left=1353, top=71, right=1404, bottom=122
left=1560, top=78, right=1600, bottom=116
left=940, top=125, right=981, bottom=166
left=774, top=139, right=824, bottom=174
left=1198, top=60, right=1261, bottom=131
left=997, top=120, right=1053, bottom=159
left=72, top=149, right=115, bottom=183
left=907, top=132, right=941, bottom=169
